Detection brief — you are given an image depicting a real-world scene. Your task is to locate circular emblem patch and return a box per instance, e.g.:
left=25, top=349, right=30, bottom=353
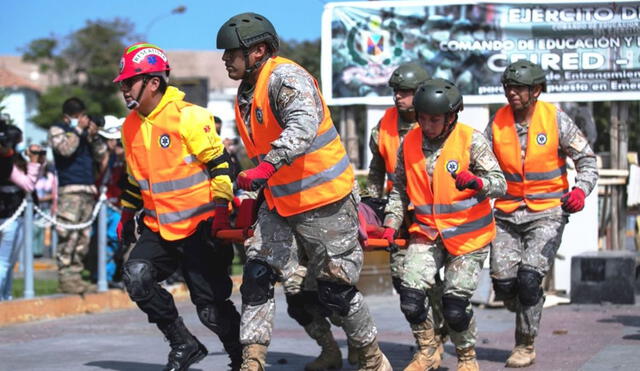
left=536, top=133, right=547, bottom=145
left=255, top=108, right=263, bottom=124
left=446, top=160, right=459, bottom=174
left=159, top=134, right=171, bottom=148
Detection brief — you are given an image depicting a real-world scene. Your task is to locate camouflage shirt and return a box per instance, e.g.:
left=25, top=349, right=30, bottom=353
left=485, top=104, right=599, bottom=223
left=366, top=113, right=417, bottom=198
left=236, top=63, right=325, bottom=168
left=384, top=128, right=506, bottom=230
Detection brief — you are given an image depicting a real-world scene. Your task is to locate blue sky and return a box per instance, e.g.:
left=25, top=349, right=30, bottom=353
left=0, top=0, right=349, bottom=55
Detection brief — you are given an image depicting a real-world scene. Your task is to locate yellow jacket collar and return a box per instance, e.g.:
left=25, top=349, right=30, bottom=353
left=140, top=86, right=185, bottom=120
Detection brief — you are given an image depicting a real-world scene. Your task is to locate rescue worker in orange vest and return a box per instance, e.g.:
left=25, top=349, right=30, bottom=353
left=382, top=79, right=506, bottom=371
left=114, top=43, right=242, bottom=371
left=486, top=60, right=598, bottom=368
left=365, top=62, right=448, bottom=365
left=217, top=12, right=391, bottom=371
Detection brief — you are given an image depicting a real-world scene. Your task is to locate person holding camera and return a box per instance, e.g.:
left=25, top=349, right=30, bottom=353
left=0, top=124, right=44, bottom=300
left=48, top=97, right=107, bottom=294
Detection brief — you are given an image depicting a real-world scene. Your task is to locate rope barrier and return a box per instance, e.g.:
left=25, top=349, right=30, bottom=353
left=32, top=191, right=108, bottom=231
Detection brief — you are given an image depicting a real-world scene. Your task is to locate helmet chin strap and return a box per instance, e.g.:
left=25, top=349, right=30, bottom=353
left=242, top=48, right=270, bottom=80
left=126, top=77, right=150, bottom=110
left=430, top=112, right=458, bottom=141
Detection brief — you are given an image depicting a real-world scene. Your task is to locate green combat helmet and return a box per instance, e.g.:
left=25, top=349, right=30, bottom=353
left=501, top=60, right=546, bottom=92
left=388, top=62, right=431, bottom=91
left=413, top=78, right=463, bottom=115
left=216, top=12, right=279, bottom=52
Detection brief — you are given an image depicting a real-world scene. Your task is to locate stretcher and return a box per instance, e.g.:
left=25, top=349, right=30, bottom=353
left=214, top=198, right=408, bottom=250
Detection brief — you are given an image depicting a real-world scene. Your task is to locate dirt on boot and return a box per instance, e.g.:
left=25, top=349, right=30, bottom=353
left=357, top=339, right=392, bottom=371
left=304, top=326, right=343, bottom=371
left=456, top=347, right=479, bottom=371
left=404, top=322, right=442, bottom=371
left=240, top=344, right=267, bottom=371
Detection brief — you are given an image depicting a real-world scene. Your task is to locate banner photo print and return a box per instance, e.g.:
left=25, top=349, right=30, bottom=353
left=321, top=0, right=640, bottom=105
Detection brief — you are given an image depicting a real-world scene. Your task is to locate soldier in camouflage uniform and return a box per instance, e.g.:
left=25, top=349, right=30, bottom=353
left=48, top=97, right=107, bottom=294
left=366, top=62, right=448, bottom=365
left=382, top=79, right=506, bottom=371
left=486, top=60, right=598, bottom=368
left=217, top=12, right=390, bottom=371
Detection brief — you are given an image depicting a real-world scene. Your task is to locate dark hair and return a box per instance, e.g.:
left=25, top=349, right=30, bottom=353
left=156, top=76, right=168, bottom=94
left=62, top=97, right=86, bottom=116
left=214, top=116, right=222, bottom=124
left=88, top=114, right=105, bottom=127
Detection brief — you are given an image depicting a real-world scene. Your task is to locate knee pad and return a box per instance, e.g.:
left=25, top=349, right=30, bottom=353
left=398, top=286, right=428, bottom=324
left=317, top=280, right=358, bottom=317
left=286, top=292, right=314, bottom=326
left=240, top=260, right=276, bottom=306
left=517, top=268, right=543, bottom=307
left=197, top=300, right=240, bottom=338
left=122, top=259, right=155, bottom=301
left=492, top=277, right=518, bottom=301
left=442, top=295, right=473, bottom=332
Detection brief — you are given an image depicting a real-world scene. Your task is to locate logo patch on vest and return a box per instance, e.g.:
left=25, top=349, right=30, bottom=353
left=446, top=160, right=459, bottom=174
left=255, top=108, right=263, bottom=124
left=159, top=134, right=171, bottom=148
left=536, top=133, right=547, bottom=145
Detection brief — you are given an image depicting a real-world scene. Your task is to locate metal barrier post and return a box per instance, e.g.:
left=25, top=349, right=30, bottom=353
left=97, top=194, right=108, bottom=292
left=23, top=194, right=35, bottom=299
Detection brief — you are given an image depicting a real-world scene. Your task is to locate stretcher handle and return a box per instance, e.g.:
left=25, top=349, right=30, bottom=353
left=215, top=229, right=254, bottom=242
left=363, top=238, right=407, bottom=250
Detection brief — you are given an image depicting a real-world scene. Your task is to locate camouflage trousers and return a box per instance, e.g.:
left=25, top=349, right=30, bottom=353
left=401, top=235, right=488, bottom=350
left=390, top=248, right=446, bottom=337
left=240, top=195, right=377, bottom=348
left=55, top=191, right=96, bottom=278
left=490, top=215, right=567, bottom=337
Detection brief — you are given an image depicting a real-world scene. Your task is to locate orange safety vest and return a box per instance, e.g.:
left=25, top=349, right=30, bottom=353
left=122, top=101, right=216, bottom=241
left=404, top=123, right=496, bottom=255
left=234, top=56, right=354, bottom=217
left=378, top=107, right=415, bottom=193
left=491, top=101, right=569, bottom=213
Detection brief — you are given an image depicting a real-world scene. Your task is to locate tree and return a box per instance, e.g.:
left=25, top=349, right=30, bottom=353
left=22, top=19, right=140, bottom=128
left=279, top=39, right=322, bottom=83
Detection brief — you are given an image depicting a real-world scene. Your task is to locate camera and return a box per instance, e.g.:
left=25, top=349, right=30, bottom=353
left=0, top=114, right=22, bottom=149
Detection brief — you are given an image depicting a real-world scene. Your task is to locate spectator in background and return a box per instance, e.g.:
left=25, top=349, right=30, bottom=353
left=0, top=130, right=44, bottom=300
left=97, top=115, right=125, bottom=286
left=33, top=150, right=57, bottom=258
left=48, top=97, right=107, bottom=295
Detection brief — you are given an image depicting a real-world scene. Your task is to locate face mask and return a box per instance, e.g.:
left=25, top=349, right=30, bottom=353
left=69, top=118, right=79, bottom=128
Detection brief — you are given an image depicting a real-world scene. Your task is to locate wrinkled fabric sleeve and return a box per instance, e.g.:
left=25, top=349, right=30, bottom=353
left=263, top=64, right=323, bottom=168
left=383, top=146, right=409, bottom=230
left=48, top=125, right=80, bottom=157
left=557, top=111, right=599, bottom=196
left=180, top=106, right=233, bottom=201
left=470, top=130, right=507, bottom=198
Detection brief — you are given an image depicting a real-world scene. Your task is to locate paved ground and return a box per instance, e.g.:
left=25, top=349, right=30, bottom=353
left=1, top=289, right=639, bottom=370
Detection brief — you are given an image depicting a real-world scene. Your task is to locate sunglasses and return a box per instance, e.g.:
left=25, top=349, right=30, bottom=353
left=118, top=75, right=147, bottom=91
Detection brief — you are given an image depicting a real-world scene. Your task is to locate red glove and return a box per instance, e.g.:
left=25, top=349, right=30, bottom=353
left=211, top=204, right=231, bottom=237
left=117, top=208, right=136, bottom=244
left=453, top=170, right=483, bottom=192
left=237, top=161, right=276, bottom=191
left=561, top=187, right=585, bottom=213
left=382, top=227, right=397, bottom=245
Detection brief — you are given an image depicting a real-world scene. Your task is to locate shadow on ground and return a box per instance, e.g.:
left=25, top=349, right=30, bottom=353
left=85, top=360, right=203, bottom=371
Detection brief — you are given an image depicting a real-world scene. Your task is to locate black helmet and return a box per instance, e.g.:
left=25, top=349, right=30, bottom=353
left=501, top=60, right=546, bottom=90
left=388, top=62, right=431, bottom=91
left=216, top=12, right=279, bottom=52
left=413, top=78, right=463, bottom=115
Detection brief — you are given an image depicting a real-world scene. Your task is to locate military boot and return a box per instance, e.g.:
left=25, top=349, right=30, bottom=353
left=240, top=344, right=267, bottom=371
left=304, top=326, right=342, bottom=371
left=357, top=338, right=392, bottom=371
left=505, top=333, right=535, bottom=368
left=59, top=274, right=93, bottom=295
left=404, top=321, right=442, bottom=371
left=157, top=317, right=208, bottom=371
left=456, top=347, right=479, bottom=371
left=223, top=341, right=243, bottom=371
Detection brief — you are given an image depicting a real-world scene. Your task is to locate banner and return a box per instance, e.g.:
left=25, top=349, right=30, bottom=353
left=321, top=0, right=640, bottom=105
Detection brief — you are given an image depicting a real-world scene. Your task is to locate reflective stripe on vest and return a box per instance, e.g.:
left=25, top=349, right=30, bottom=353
left=234, top=56, right=354, bottom=217
left=492, top=101, right=569, bottom=213
left=123, top=99, right=215, bottom=241
left=404, top=123, right=496, bottom=256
